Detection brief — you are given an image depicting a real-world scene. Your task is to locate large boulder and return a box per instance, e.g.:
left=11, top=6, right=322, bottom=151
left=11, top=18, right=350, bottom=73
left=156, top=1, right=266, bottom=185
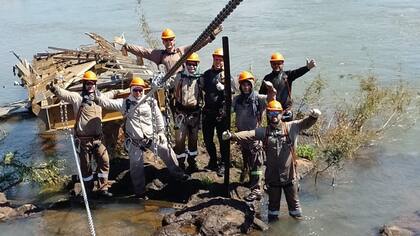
left=0, top=192, right=8, bottom=206
left=155, top=197, right=264, bottom=236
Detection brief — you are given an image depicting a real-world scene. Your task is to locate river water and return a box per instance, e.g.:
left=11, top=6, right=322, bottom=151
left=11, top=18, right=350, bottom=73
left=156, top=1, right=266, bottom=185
left=1, top=0, right=420, bottom=235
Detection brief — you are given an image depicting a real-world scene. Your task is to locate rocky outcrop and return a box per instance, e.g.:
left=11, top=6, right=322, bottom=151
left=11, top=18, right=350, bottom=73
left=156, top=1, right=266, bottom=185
left=0, top=192, right=41, bottom=221
left=378, top=210, right=420, bottom=236
left=154, top=197, right=266, bottom=236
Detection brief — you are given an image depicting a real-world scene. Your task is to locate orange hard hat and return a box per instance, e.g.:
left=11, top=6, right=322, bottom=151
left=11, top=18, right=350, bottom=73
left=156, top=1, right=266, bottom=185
left=212, top=48, right=223, bottom=57
left=130, top=76, right=146, bottom=87
left=238, top=70, right=255, bottom=83
left=270, top=52, right=285, bottom=62
left=161, top=28, right=176, bottom=39
left=186, top=52, right=200, bottom=62
left=82, top=71, right=97, bottom=81
left=266, top=100, right=283, bottom=112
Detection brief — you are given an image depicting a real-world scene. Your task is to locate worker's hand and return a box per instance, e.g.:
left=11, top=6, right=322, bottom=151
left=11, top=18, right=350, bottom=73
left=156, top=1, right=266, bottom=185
left=158, top=133, right=166, bottom=144
left=306, top=58, right=316, bottom=70
left=309, top=108, right=322, bottom=118
left=113, top=33, right=126, bottom=46
left=46, top=81, right=56, bottom=93
left=222, top=130, right=232, bottom=141
left=216, top=82, right=225, bottom=91
left=264, top=80, right=277, bottom=95
left=213, top=25, right=223, bottom=36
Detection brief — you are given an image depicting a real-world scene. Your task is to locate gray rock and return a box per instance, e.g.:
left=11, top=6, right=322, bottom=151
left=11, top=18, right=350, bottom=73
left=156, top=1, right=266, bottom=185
left=157, top=198, right=258, bottom=236
left=379, top=224, right=413, bottom=236
left=0, top=192, right=8, bottom=206
left=0, top=207, right=17, bottom=221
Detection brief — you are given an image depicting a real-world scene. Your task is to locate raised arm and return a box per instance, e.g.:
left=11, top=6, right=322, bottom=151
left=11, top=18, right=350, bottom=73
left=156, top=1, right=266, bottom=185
left=290, top=108, right=321, bottom=132
left=53, top=86, right=81, bottom=104
left=96, top=96, right=124, bottom=112
left=124, top=44, right=162, bottom=65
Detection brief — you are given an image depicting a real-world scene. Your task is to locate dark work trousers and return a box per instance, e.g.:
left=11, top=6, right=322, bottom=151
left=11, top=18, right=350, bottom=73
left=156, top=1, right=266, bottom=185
left=267, top=182, right=302, bottom=217
left=202, top=112, right=229, bottom=167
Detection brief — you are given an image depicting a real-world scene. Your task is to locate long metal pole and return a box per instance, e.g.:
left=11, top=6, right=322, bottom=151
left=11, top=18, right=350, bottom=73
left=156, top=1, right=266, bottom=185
left=70, top=134, right=96, bottom=236
left=223, top=36, right=232, bottom=198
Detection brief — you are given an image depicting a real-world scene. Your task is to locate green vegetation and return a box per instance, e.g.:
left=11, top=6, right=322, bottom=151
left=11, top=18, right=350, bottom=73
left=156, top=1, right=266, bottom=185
left=297, top=75, right=417, bottom=183
left=0, top=151, right=68, bottom=192
left=297, top=144, right=317, bottom=161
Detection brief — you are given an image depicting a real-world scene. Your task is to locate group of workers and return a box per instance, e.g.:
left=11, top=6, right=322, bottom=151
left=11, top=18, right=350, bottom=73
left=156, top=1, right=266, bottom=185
left=49, top=27, right=321, bottom=222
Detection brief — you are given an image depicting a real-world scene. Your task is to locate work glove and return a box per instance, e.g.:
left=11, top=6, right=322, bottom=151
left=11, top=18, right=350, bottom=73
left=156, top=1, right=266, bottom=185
left=158, top=133, right=166, bottom=144
left=222, top=130, right=232, bottom=141
left=213, top=25, right=223, bottom=36
left=309, top=108, right=322, bottom=118
left=306, top=58, right=317, bottom=70
left=216, top=82, right=225, bottom=91
left=113, top=33, right=126, bottom=46
left=46, top=81, right=56, bottom=93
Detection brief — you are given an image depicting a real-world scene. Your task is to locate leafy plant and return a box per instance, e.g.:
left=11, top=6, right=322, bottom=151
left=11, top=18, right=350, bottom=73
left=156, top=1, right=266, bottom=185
left=297, top=144, right=316, bottom=161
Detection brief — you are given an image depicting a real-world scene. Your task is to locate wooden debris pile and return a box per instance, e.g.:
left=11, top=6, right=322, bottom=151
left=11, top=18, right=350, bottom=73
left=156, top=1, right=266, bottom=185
left=12, top=33, right=156, bottom=132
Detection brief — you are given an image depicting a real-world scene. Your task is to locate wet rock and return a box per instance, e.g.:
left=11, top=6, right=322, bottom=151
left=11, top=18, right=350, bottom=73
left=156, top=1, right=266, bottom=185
left=378, top=210, right=420, bottom=236
left=156, top=197, right=266, bottom=236
left=0, top=192, right=8, bottom=206
left=379, top=225, right=413, bottom=236
left=0, top=207, right=17, bottom=220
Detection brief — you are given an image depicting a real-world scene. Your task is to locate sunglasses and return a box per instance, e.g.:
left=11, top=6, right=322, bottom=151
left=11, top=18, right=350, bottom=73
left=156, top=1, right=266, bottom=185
left=267, top=111, right=281, bottom=117
left=132, top=88, right=143, bottom=93
left=162, top=38, right=175, bottom=42
left=85, top=81, right=96, bottom=86
left=271, top=61, right=284, bottom=65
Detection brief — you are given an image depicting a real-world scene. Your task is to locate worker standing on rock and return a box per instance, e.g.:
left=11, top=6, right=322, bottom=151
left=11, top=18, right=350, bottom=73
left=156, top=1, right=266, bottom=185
left=223, top=100, right=321, bottom=221
left=48, top=71, right=113, bottom=198
left=232, top=71, right=276, bottom=201
left=259, top=52, right=316, bottom=121
left=95, top=76, right=188, bottom=198
left=167, top=53, right=203, bottom=173
left=114, top=26, right=223, bottom=74
left=200, top=48, right=230, bottom=176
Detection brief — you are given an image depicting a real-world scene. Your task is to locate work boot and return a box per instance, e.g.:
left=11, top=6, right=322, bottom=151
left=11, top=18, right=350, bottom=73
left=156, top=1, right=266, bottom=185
left=97, top=190, right=113, bottom=198
left=83, top=181, right=94, bottom=199
left=186, top=156, right=198, bottom=173
left=216, top=164, right=225, bottom=177
left=172, top=170, right=191, bottom=182
left=268, top=214, right=279, bottom=222
left=132, top=192, right=148, bottom=200
left=289, top=212, right=304, bottom=220
left=178, top=157, right=186, bottom=171
left=244, top=188, right=262, bottom=202
left=204, top=159, right=218, bottom=171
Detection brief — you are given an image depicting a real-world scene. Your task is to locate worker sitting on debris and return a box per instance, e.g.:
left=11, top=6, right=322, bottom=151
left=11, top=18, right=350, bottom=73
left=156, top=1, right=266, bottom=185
left=223, top=101, right=321, bottom=221
left=167, top=53, right=203, bottom=173
left=114, top=26, right=223, bottom=74
left=95, top=76, right=188, bottom=198
left=48, top=71, right=114, bottom=198
left=232, top=71, right=276, bottom=202
left=259, top=52, right=316, bottom=121
left=200, top=48, right=230, bottom=176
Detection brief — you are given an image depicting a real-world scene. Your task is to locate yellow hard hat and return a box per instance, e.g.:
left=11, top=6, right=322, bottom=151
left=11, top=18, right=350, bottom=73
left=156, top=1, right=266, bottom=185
left=270, top=52, right=285, bottom=62
left=161, top=28, right=176, bottom=39
left=82, top=71, right=97, bottom=81
left=266, top=100, right=283, bottom=112
left=130, top=76, right=146, bottom=87
left=238, top=70, right=255, bottom=83
left=212, top=48, right=223, bottom=57
left=186, top=52, right=200, bottom=63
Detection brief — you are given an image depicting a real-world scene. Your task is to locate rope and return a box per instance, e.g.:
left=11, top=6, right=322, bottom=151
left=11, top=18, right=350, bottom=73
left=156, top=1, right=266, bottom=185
left=60, top=102, right=96, bottom=236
